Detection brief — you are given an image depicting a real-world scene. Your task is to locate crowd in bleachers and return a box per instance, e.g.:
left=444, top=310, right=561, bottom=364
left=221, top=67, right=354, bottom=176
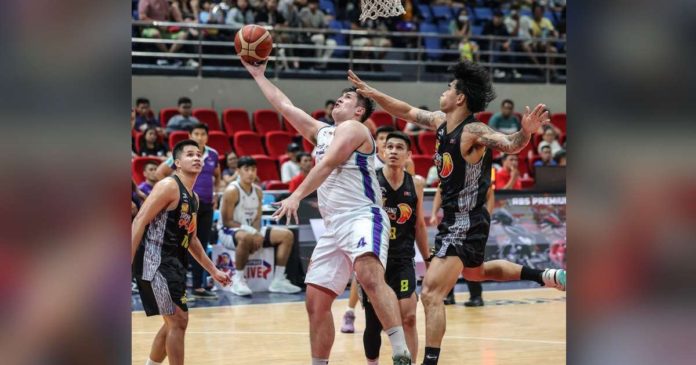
left=133, top=0, right=566, bottom=77
left=131, top=95, right=566, bottom=196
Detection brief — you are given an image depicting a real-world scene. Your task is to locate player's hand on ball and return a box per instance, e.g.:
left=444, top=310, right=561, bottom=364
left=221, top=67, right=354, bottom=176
left=240, top=58, right=267, bottom=78
left=271, top=195, right=300, bottom=225
left=347, top=70, right=378, bottom=98
left=213, top=269, right=231, bottom=287
left=520, top=103, right=550, bottom=136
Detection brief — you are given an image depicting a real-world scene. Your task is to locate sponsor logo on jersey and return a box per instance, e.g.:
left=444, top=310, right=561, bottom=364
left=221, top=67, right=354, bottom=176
left=439, top=152, right=454, bottom=178
left=181, top=202, right=189, bottom=213
left=396, top=203, right=413, bottom=224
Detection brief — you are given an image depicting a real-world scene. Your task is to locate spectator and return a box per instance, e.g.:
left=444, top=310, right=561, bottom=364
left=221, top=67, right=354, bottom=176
left=225, top=0, right=255, bottom=28
left=222, top=151, right=239, bottom=185
left=256, top=0, right=298, bottom=69
left=156, top=123, right=221, bottom=299
left=488, top=99, right=521, bottom=134
left=133, top=97, right=161, bottom=133
left=404, top=105, right=430, bottom=134
left=554, top=149, right=566, bottom=166
left=319, top=99, right=335, bottom=125
left=426, top=165, right=439, bottom=186
left=481, top=9, right=520, bottom=79
left=534, top=144, right=557, bottom=168
left=138, top=0, right=194, bottom=67
left=348, top=8, right=392, bottom=72
left=529, top=2, right=559, bottom=73
left=288, top=152, right=313, bottom=192
left=538, top=126, right=563, bottom=155
left=137, top=161, right=160, bottom=196
left=166, top=97, right=201, bottom=134
left=299, top=0, right=337, bottom=69
left=137, top=126, right=169, bottom=158
left=281, top=142, right=303, bottom=182
left=458, top=33, right=479, bottom=63
left=495, top=154, right=522, bottom=190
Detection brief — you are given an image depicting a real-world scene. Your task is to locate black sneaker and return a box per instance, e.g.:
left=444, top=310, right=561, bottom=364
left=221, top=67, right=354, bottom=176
left=463, top=297, right=484, bottom=307
left=192, top=289, right=218, bottom=300
left=443, top=292, right=456, bottom=305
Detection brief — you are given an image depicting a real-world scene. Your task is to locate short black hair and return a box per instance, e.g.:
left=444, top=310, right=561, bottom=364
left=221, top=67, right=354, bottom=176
left=386, top=131, right=411, bottom=149
left=296, top=152, right=311, bottom=162
left=448, top=61, right=496, bottom=113
left=237, top=156, right=257, bottom=168
left=325, top=99, right=335, bottom=107
left=554, top=149, right=566, bottom=163
left=540, top=145, right=551, bottom=152
left=142, top=161, right=158, bottom=171
left=189, top=123, right=208, bottom=134
left=178, top=97, right=192, bottom=106
left=502, top=153, right=518, bottom=161
left=173, top=139, right=200, bottom=160
left=375, top=125, right=396, bottom=136
left=341, top=87, right=375, bottom=123
left=136, top=97, right=150, bottom=106
left=501, top=99, right=514, bottom=107
left=287, top=142, right=302, bottom=152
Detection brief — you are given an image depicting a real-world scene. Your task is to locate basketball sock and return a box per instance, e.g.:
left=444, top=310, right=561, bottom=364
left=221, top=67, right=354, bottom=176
left=311, top=358, right=329, bottom=365
left=145, top=359, right=162, bottom=365
left=521, top=266, right=544, bottom=285
left=235, top=270, right=245, bottom=281
left=385, top=326, right=408, bottom=357
left=346, top=306, right=355, bottom=313
left=274, top=266, right=286, bottom=280
left=367, top=359, right=379, bottom=365
left=423, top=347, right=441, bottom=365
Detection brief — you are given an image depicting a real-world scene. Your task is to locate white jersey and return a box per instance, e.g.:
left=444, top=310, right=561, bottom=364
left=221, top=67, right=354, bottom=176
left=374, top=154, right=386, bottom=170
left=314, top=125, right=382, bottom=218
left=218, top=180, right=261, bottom=229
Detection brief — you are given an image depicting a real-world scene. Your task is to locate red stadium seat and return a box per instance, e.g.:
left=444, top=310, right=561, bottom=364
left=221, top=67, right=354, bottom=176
left=132, top=157, right=162, bottom=185
left=251, top=154, right=280, bottom=182
left=396, top=118, right=408, bottom=131
left=222, top=108, right=252, bottom=135
left=475, top=111, right=492, bottom=124
left=409, top=134, right=419, bottom=154
left=265, top=131, right=294, bottom=158
left=370, top=110, right=394, bottom=128
left=168, top=131, right=189, bottom=149
left=411, top=154, right=433, bottom=178
left=514, top=112, right=523, bottom=123
left=302, top=138, right=314, bottom=152
left=418, top=131, right=437, bottom=156
left=134, top=131, right=165, bottom=154
left=517, top=156, right=531, bottom=178
left=192, top=108, right=221, bottom=131
left=311, top=109, right=326, bottom=120
left=520, top=176, right=535, bottom=189
left=253, top=109, right=282, bottom=135
left=159, top=107, right=179, bottom=128
left=278, top=154, right=291, bottom=166
left=208, top=131, right=232, bottom=156
left=264, top=180, right=289, bottom=190
left=551, top=113, right=566, bottom=134
left=282, top=116, right=299, bottom=136
left=233, top=131, right=265, bottom=156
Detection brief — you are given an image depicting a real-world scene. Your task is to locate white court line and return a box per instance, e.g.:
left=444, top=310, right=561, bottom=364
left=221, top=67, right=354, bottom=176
left=132, top=331, right=565, bottom=345
left=132, top=287, right=564, bottom=314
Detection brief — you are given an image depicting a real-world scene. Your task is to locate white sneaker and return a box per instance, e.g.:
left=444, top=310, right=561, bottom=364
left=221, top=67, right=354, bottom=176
left=512, top=69, right=523, bottom=79
left=542, top=268, right=566, bottom=291
left=493, top=69, right=506, bottom=78
left=186, top=59, right=200, bottom=68
left=268, top=276, right=302, bottom=294
left=231, top=277, right=253, bottom=296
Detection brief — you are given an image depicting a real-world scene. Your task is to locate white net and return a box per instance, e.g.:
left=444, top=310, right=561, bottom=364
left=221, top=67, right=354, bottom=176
left=359, top=0, right=405, bottom=22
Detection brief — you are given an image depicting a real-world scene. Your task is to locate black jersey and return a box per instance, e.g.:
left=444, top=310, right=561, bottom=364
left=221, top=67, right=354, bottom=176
left=136, top=174, right=199, bottom=282
left=434, top=114, right=492, bottom=215
left=377, top=168, right=418, bottom=261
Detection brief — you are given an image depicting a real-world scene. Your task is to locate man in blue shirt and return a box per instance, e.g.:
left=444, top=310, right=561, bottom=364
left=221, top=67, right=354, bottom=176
left=156, top=123, right=222, bottom=299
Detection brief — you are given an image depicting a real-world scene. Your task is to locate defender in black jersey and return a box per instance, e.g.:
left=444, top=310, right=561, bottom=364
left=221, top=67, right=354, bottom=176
left=349, top=62, right=566, bottom=365
left=132, top=140, right=231, bottom=365
left=362, top=132, right=431, bottom=364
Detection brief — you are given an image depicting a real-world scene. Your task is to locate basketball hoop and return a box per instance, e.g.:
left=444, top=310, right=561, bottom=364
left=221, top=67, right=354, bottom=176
left=359, top=0, right=405, bottom=22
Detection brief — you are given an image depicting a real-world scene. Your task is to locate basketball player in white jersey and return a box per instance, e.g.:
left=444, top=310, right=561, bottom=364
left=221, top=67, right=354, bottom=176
left=242, top=60, right=412, bottom=365
left=217, top=156, right=301, bottom=296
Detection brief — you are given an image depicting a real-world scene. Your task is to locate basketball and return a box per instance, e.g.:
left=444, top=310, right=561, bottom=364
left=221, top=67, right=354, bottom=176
left=234, top=25, right=273, bottom=64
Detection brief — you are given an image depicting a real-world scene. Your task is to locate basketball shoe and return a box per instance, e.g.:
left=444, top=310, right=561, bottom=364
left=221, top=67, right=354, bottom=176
left=392, top=350, right=412, bottom=365
left=542, top=268, right=566, bottom=291
left=268, top=275, right=302, bottom=294
left=340, top=310, right=355, bottom=333
left=231, top=276, right=253, bottom=296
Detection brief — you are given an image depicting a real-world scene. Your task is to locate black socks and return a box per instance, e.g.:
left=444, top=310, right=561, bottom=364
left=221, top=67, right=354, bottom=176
left=423, top=347, right=441, bottom=365
left=521, top=266, right=545, bottom=285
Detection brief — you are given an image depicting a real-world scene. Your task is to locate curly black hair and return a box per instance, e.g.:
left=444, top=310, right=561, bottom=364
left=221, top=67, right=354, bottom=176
left=448, top=61, right=496, bottom=113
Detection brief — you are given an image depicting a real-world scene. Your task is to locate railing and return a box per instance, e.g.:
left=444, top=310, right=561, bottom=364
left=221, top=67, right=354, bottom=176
left=131, top=21, right=566, bottom=83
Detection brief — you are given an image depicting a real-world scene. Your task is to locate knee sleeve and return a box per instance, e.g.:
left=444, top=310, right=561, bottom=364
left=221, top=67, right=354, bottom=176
left=362, top=301, right=383, bottom=360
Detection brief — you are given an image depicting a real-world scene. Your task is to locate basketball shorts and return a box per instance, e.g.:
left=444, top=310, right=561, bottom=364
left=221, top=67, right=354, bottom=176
left=433, top=209, right=491, bottom=268
left=135, top=267, right=188, bottom=317
left=218, top=226, right=272, bottom=250
left=361, top=258, right=416, bottom=306
left=305, top=205, right=390, bottom=295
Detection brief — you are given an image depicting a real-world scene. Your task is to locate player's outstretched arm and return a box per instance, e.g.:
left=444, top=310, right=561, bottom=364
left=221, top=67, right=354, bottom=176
left=413, top=176, right=431, bottom=267
left=464, top=104, right=550, bottom=154
left=348, top=70, right=445, bottom=130
left=242, top=59, right=326, bottom=144
left=272, top=120, right=367, bottom=224
left=131, top=178, right=177, bottom=263
left=188, top=234, right=231, bottom=286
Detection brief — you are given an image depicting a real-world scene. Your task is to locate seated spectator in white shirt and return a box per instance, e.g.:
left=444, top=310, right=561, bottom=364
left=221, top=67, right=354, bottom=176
left=166, top=97, right=201, bottom=134
left=280, top=142, right=303, bottom=183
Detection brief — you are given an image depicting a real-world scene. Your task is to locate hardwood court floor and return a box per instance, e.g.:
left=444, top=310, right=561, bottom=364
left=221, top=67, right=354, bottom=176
left=132, top=288, right=566, bottom=365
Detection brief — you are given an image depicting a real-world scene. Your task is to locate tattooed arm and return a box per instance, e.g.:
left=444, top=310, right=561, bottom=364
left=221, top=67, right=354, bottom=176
left=464, top=103, right=550, bottom=153
left=347, top=70, right=445, bottom=130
